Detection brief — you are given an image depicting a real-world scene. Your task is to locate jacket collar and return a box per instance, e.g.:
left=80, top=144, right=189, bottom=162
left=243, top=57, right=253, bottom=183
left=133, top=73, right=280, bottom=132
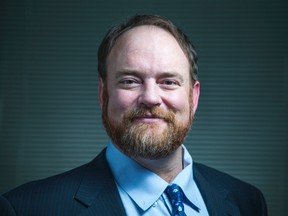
left=73, top=148, right=241, bottom=216
left=193, top=163, right=240, bottom=216
left=74, top=148, right=126, bottom=216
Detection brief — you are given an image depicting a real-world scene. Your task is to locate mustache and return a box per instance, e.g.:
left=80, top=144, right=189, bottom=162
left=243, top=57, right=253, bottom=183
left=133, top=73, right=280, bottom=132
left=124, top=107, right=175, bottom=123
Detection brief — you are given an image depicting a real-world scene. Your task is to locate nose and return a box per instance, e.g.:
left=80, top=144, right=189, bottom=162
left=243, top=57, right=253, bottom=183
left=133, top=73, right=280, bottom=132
left=138, top=82, right=162, bottom=108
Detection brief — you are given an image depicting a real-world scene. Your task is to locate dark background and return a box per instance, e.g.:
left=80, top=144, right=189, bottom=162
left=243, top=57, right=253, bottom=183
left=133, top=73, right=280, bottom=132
left=0, top=0, right=287, bottom=215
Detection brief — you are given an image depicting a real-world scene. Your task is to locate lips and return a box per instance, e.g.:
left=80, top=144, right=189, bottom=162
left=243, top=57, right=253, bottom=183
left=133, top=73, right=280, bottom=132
left=125, top=107, right=175, bottom=124
left=136, top=114, right=159, bottom=118
left=132, top=114, right=165, bottom=123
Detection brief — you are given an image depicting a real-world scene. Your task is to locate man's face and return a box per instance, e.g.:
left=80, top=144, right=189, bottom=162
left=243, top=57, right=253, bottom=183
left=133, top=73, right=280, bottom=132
left=99, top=25, right=200, bottom=159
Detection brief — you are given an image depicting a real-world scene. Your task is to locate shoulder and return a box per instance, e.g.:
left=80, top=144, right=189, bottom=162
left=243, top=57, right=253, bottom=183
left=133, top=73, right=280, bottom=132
left=0, top=149, right=109, bottom=215
left=193, top=162, right=267, bottom=215
left=3, top=158, right=90, bottom=198
left=0, top=163, right=87, bottom=215
left=193, top=162, right=261, bottom=193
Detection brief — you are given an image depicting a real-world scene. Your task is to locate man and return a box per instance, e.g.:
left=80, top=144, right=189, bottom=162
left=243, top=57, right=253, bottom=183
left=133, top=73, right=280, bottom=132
left=0, top=14, right=267, bottom=216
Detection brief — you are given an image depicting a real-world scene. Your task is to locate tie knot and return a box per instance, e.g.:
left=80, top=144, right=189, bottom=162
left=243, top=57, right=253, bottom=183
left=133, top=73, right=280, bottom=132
left=165, top=184, right=186, bottom=215
left=165, top=183, right=200, bottom=215
left=165, top=184, right=184, bottom=205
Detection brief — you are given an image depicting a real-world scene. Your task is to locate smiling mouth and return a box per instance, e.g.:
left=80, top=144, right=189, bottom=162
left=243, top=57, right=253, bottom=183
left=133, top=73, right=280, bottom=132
left=126, top=107, right=174, bottom=124
left=132, top=115, right=165, bottom=123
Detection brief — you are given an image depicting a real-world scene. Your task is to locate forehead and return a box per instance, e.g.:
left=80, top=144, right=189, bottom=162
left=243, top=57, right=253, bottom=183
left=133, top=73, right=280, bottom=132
left=106, top=25, right=190, bottom=77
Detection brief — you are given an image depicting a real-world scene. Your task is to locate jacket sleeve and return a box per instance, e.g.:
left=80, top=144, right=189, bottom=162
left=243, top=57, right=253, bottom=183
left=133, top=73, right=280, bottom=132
left=258, top=189, right=268, bottom=216
left=0, top=195, right=16, bottom=216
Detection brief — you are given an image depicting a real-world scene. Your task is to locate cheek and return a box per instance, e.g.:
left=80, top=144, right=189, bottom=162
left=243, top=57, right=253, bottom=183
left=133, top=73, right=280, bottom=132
left=164, top=94, right=191, bottom=123
left=107, top=90, right=138, bottom=117
left=164, top=92, right=190, bottom=113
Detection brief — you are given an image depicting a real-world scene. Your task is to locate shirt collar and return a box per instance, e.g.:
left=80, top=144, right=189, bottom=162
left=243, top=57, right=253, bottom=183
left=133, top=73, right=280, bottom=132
left=106, top=142, right=195, bottom=211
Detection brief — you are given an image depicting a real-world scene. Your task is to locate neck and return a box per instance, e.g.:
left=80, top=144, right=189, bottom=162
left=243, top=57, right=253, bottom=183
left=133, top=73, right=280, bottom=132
left=134, top=146, right=183, bottom=183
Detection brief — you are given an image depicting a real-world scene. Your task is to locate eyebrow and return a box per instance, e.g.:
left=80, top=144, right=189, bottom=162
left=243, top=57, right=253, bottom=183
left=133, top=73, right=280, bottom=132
left=115, top=70, right=140, bottom=79
left=159, top=72, right=185, bottom=82
left=115, top=70, right=185, bottom=82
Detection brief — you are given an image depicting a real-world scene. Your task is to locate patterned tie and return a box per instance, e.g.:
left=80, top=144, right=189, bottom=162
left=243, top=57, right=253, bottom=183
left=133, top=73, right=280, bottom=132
left=165, top=184, right=199, bottom=216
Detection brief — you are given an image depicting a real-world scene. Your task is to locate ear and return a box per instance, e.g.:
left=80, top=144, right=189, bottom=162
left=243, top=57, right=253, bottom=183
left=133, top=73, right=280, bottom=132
left=98, top=78, right=104, bottom=110
left=192, top=81, right=200, bottom=114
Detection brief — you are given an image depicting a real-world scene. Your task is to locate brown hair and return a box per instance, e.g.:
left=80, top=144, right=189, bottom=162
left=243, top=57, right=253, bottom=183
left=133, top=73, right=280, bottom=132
left=98, top=14, right=198, bottom=84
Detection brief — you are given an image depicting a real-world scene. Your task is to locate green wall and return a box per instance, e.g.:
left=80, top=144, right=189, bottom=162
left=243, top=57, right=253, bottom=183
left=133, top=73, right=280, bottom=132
left=1, top=0, right=287, bottom=215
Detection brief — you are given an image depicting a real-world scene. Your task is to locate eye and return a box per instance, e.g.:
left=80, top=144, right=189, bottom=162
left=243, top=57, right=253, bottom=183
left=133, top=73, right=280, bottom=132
left=118, top=78, right=141, bottom=89
left=120, top=79, right=137, bottom=84
left=159, top=79, right=181, bottom=89
left=162, top=80, right=178, bottom=85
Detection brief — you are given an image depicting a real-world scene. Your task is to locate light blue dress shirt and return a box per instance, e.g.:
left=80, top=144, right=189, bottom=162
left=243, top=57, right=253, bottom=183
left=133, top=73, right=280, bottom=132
left=106, top=142, right=209, bottom=216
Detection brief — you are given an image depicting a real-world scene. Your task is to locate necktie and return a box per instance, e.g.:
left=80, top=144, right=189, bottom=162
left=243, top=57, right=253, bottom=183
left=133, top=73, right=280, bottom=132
left=165, top=184, right=199, bottom=216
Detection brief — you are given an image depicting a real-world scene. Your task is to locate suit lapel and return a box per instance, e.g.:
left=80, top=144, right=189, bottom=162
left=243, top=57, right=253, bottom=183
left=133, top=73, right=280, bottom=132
left=193, top=163, right=240, bottom=216
left=74, top=149, right=126, bottom=216
left=72, top=149, right=241, bottom=216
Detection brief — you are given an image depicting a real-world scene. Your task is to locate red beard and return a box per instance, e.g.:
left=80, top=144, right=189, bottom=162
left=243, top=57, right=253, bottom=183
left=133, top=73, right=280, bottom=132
left=101, top=86, right=193, bottom=159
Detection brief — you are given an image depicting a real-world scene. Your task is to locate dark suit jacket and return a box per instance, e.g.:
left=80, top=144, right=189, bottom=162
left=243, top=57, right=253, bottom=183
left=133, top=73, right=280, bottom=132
left=0, top=148, right=267, bottom=216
